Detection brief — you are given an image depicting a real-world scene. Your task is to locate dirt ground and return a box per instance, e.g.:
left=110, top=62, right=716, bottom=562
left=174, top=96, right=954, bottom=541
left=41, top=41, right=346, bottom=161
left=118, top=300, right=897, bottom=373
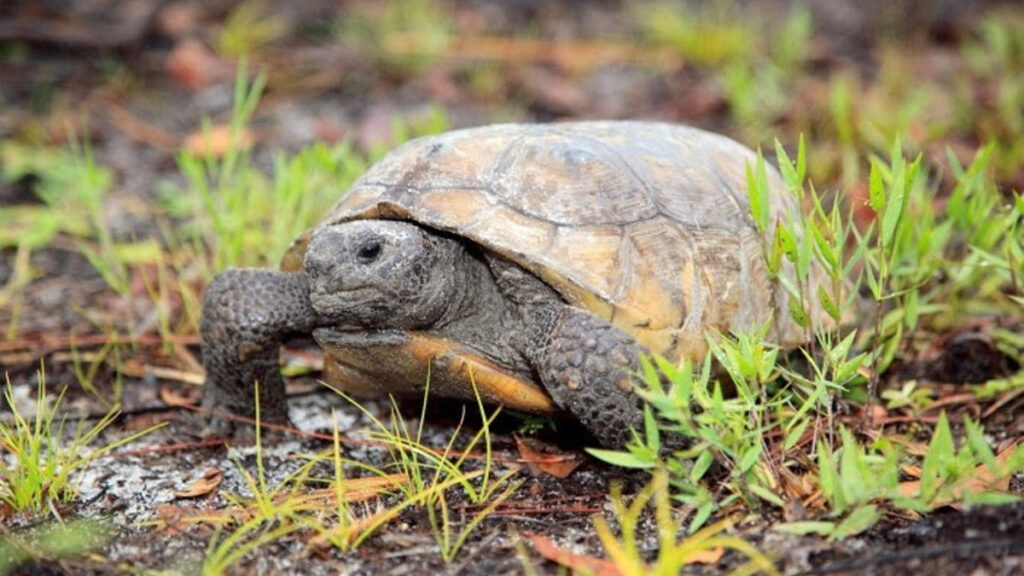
left=1, top=0, right=1023, bottom=574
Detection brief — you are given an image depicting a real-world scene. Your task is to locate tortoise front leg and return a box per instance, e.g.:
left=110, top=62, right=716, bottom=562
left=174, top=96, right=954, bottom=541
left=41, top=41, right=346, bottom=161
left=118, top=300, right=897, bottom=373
left=519, top=305, right=647, bottom=449
left=200, top=269, right=321, bottom=435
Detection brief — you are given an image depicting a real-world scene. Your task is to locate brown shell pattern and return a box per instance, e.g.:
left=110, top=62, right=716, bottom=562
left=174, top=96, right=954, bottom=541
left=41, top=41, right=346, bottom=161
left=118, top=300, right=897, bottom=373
left=286, top=121, right=831, bottom=362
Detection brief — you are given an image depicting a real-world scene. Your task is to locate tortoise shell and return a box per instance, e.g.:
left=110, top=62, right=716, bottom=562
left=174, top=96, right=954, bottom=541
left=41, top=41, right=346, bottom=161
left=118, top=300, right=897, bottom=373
left=284, top=121, right=827, bottom=381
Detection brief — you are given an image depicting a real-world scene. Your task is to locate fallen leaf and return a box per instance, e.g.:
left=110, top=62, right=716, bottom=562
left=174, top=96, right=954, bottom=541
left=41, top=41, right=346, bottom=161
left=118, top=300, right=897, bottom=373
left=121, top=411, right=172, bottom=433
left=313, top=114, right=345, bottom=145
left=867, top=404, right=888, bottom=426
left=279, top=474, right=407, bottom=508
left=688, top=546, right=725, bottom=564
left=122, top=360, right=204, bottom=385
left=525, top=532, right=621, bottom=576
left=515, top=436, right=584, bottom=479
left=308, top=507, right=394, bottom=550
left=183, top=125, right=255, bottom=158
left=153, top=503, right=220, bottom=538
left=901, top=464, right=923, bottom=479
left=778, top=465, right=815, bottom=502
left=155, top=503, right=188, bottom=522
left=166, top=38, right=230, bottom=91
left=175, top=468, right=223, bottom=498
left=160, top=384, right=201, bottom=409
left=0, top=500, right=14, bottom=521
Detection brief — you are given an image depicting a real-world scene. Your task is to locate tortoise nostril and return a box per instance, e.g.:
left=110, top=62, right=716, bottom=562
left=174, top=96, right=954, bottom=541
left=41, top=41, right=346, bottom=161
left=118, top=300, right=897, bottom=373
left=306, top=259, right=327, bottom=277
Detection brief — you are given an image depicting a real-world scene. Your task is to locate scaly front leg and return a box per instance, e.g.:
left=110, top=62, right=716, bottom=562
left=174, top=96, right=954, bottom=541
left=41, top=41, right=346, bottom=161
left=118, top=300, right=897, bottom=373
left=200, top=269, right=322, bottom=435
left=519, top=304, right=648, bottom=449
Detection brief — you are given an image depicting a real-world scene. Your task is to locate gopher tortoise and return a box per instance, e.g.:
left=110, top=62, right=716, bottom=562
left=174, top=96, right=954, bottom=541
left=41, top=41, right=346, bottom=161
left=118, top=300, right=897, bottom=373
left=200, top=121, right=827, bottom=448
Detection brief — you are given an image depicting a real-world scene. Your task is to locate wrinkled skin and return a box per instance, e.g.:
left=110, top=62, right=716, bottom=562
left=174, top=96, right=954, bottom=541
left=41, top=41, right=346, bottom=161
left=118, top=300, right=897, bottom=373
left=201, top=220, right=647, bottom=448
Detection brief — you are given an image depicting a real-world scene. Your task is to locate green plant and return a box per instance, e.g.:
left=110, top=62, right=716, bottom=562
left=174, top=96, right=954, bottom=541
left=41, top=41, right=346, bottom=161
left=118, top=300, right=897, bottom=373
left=720, top=6, right=812, bottom=144
left=591, top=351, right=779, bottom=532
left=594, top=470, right=778, bottom=575
left=635, top=1, right=754, bottom=67
left=0, top=518, right=114, bottom=574
left=778, top=414, right=1022, bottom=540
left=879, top=381, right=932, bottom=412
left=167, top=66, right=448, bottom=278
left=594, top=131, right=1024, bottom=541
left=0, top=128, right=185, bottom=344
left=0, top=367, right=161, bottom=514
left=0, top=134, right=126, bottom=332
left=68, top=333, right=126, bottom=406
left=199, top=390, right=382, bottom=574
left=334, top=380, right=522, bottom=561
left=338, top=0, right=451, bottom=75
left=637, top=2, right=813, bottom=145
left=961, top=13, right=1024, bottom=175
left=218, top=0, right=288, bottom=58
left=198, top=379, right=521, bottom=571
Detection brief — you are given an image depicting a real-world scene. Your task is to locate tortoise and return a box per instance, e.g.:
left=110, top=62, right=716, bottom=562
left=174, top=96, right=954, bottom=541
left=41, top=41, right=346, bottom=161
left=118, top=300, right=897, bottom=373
left=200, top=121, right=829, bottom=448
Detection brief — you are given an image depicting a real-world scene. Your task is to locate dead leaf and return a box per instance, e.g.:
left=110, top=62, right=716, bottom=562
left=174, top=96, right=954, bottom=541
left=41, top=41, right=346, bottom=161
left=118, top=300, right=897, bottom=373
left=166, top=38, right=229, bottom=91
left=525, top=532, right=622, bottom=576
left=160, top=384, right=201, bottom=409
left=515, top=436, right=584, bottom=479
left=688, top=546, right=725, bottom=564
left=183, top=125, right=255, bottom=158
left=122, top=360, right=204, bottom=385
left=867, top=404, right=888, bottom=426
left=778, top=465, right=816, bottom=502
left=313, top=114, right=345, bottom=145
left=308, top=507, right=394, bottom=550
left=0, top=500, right=14, bottom=521
left=279, top=474, right=407, bottom=508
left=175, top=468, right=223, bottom=498
left=901, top=464, right=923, bottom=479
left=121, top=411, right=173, bottom=433
left=155, top=503, right=188, bottom=523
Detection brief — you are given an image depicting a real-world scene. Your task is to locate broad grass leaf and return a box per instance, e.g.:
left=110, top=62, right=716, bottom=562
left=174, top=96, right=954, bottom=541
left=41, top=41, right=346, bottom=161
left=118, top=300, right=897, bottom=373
left=586, top=449, right=655, bottom=469
left=775, top=521, right=835, bottom=536
left=831, top=504, right=879, bottom=540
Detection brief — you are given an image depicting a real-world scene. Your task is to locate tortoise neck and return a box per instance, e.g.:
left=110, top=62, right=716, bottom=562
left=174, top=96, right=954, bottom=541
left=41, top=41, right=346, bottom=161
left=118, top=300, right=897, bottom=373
left=433, top=247, right=508, bottom=330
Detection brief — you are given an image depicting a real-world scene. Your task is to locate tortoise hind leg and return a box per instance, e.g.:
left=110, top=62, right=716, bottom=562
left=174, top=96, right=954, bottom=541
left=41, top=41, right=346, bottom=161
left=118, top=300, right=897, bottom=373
left=519, top=305, right=646, bottom=449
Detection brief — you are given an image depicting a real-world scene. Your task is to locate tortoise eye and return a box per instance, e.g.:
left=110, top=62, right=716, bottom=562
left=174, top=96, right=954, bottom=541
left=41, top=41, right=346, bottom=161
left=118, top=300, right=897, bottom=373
left=357, top=241, right=382, bottom=262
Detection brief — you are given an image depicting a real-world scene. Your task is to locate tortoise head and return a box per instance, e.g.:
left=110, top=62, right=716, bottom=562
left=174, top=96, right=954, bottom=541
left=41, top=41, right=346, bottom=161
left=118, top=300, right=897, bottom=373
left=304, top=220, right=462, bottom=329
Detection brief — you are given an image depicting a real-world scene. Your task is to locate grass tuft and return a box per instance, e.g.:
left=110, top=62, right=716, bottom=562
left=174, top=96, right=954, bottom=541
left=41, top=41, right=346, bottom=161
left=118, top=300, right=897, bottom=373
left=594, top=470, right=779, bottom=575
left=0, top=518, right=114, bottom=573
left=0, top=366, right=162, bottom=515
